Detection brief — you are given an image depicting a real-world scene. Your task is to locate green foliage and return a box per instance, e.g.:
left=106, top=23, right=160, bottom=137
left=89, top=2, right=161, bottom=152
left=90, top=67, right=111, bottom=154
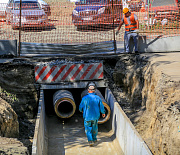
left=0, top=87, right=19, bottom=103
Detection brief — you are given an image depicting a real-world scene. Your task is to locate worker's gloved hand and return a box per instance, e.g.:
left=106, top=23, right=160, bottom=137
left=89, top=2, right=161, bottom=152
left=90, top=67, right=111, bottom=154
left=116, top=30, right=119, bottom=36
left=135, top=29, right=139, bottom=34
left=102, top=114, right=106, bottom=118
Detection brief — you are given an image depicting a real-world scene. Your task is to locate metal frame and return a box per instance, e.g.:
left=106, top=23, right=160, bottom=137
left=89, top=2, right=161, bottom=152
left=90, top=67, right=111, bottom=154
left=40, top=80, right=107, bottom=89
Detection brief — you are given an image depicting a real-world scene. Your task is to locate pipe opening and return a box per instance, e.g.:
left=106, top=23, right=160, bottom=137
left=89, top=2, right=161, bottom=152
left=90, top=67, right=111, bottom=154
left=53, top=90, right=76, bottom=119
left=44, top=88, right=107, bottom=120
left=57, top=100, right=74, bottom=117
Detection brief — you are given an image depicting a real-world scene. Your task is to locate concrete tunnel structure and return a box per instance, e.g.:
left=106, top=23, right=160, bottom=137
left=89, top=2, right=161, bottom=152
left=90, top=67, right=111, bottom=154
left=32, top=62, right=152, bottom=155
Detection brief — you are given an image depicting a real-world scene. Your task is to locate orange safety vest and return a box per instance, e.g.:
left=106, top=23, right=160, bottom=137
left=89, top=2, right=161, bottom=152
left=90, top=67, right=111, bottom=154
left=124, top=13, right=137, bottom=31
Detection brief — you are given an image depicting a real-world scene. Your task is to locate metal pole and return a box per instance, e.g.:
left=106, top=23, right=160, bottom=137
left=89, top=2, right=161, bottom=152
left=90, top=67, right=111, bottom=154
left=18, top=0, right=22, bottom=57
left=148, top=0, right=149, bottom=30
left=112, top=0, right=117, bottom=53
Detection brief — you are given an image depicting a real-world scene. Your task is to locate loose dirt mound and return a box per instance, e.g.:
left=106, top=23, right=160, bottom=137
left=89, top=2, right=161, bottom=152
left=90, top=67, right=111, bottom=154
left=0, top=137, right=29, bottom=155
left=0, top=97, right=19, bottom=138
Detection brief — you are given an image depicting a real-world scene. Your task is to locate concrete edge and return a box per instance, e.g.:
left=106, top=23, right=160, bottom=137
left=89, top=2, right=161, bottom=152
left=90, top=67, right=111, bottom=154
left=114, top=101, right=152, bottom=154
left=106, top=88, right=152, bottom=155
left=32, top=89, right=48, bottom=155
left=138, top=35, right=180, bottom=53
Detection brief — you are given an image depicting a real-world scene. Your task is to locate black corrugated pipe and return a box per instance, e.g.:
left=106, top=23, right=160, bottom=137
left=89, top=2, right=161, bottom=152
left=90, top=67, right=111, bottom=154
left=81, top=89, right=111, bottom=124
left=53, top=90, right=76, bottom=118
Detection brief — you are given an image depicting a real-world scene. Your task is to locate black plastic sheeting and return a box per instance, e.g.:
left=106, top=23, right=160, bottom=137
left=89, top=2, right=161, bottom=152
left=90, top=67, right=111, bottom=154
left=0, top=40, right=17, bottom=56
left=20, top=41, right=116, bottom=55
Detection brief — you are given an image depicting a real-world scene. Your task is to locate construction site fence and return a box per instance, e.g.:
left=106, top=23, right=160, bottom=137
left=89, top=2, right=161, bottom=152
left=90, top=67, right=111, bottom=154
left=0, top=1, right=180, bottom=55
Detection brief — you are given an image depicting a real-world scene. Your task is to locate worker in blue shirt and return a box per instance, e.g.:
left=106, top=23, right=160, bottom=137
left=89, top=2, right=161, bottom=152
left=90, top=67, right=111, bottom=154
left=79, top=82, right=106, bottom=146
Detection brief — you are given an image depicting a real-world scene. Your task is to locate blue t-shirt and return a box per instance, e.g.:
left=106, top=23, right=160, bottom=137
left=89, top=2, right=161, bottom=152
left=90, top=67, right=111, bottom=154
left=79, top=93, right=105, bottom=121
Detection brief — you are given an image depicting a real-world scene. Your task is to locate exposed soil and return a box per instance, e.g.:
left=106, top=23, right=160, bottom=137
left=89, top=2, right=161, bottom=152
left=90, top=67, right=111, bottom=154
left=0, top=0, right=180, bottom=154
left=112, top=53, right=180, bottom=155
left=0, top=61, right=38, bottom=154
left=0, top=53, right=180, bottom=155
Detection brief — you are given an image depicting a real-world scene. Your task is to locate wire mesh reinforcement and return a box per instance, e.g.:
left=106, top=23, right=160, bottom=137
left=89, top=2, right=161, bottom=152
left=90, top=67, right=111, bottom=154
left=0, top=0, right=180, bottom=48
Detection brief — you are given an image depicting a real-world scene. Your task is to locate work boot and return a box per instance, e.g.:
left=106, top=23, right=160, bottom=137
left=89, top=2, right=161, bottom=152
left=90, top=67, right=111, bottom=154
left=93, top=140, right=97, bottom=144
left=88, top=141, right=94, bottom=147
left=135, top=51, right=139, bottom=54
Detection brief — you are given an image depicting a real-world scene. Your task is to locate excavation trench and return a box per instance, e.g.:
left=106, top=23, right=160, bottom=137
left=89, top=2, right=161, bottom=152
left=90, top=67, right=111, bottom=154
left=0, top=54, right=179, bottom=155
left=32, top=85, right=152, bottom=155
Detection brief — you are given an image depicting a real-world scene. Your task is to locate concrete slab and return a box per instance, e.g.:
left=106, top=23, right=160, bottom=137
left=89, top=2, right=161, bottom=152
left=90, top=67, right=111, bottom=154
left=47, top=114, right=123, bottom=155
left=116, top=36, right=180, bottom=53
left=116, top=41, right=125, bottom=54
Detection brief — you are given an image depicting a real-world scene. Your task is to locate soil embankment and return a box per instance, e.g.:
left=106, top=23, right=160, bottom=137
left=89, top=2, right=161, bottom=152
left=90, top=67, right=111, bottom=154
left=0, top=61, right=38, bottom=154
left=113, top=53, right=180, bottom=155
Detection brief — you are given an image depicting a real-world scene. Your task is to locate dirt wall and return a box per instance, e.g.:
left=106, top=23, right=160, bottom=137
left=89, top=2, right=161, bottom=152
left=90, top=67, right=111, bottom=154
left=0, top=97, right=19, bottom=138
left=113, top=54, right=180, bottom=155
left=0, top=60, right=38, bottom=154
left=0, top=62, right=38, bottom=118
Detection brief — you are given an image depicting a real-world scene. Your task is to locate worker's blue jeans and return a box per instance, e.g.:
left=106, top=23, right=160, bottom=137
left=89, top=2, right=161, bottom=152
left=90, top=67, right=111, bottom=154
left=84, top=120, right=98, bottom=142
left=124, top=30, right=138, bottom=53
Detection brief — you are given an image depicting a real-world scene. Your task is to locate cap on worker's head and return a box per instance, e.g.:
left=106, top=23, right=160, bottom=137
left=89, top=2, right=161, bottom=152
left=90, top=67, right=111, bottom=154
left=88, top=85, right=95, bottom=90
left=123, top=8, right=129, bottom=14
left=87, top=82, right=96, bottom=90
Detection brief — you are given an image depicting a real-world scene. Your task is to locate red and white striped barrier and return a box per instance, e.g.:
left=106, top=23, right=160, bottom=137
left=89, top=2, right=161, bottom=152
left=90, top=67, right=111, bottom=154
left=35, top=63, right=103, bottom=83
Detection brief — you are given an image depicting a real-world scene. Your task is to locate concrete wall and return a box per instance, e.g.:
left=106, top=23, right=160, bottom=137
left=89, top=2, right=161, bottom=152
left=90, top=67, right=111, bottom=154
left=0, top=40, right=17, bottom=56
left=105, top=88, right=152, bottom=155
left=32, top=89, right=48, bottom=155
left=139, top=35, right=180, bottom=52
left=129, top=35, right=180, bottom=53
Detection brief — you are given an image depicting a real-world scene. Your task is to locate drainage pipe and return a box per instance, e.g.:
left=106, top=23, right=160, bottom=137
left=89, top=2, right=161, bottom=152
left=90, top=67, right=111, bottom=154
left=81, top=89, right=111, bottom=124
left=53, top=90, right=76, bottom=118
